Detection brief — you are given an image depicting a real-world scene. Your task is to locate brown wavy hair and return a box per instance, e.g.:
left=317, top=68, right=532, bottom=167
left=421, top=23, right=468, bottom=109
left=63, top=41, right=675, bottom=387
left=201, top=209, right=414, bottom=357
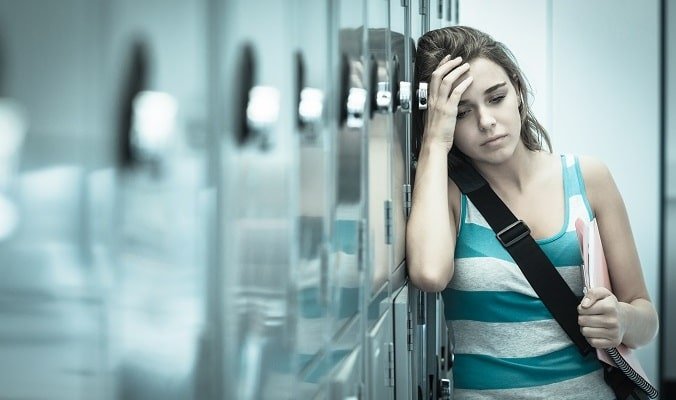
left=412, top=26, right=551, bottom=167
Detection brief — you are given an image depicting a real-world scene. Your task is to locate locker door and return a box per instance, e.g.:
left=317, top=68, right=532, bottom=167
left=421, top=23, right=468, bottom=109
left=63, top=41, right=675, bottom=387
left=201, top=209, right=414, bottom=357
left=102, top=1, right=213, bottom=399
left=430, top=0, right=445, bottom=30
left=293, top=0, right=332, bottom=397
left=389, top=0, right=411, bottom=276
left=328, top=0, right=367, bottom=370
left=411, top=0, right=428, bottom=39
left=366, top=305, right=394, bottom=399
left=0, top=2, right=106, bottom=398
left=392, top=283, right=413, bottom=400
left=366, top=0, right=393, bottom=301
left=327, top=345, right=363, bottom=400
left=218, top=0, right=298, bottom=399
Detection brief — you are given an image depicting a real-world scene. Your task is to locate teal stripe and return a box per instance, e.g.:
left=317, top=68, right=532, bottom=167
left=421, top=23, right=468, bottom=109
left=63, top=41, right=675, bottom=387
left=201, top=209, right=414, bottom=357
left=453, top=345, right=601, bottom=390
left=456, top=224, right=513, bottom=263
left=456, top=224, right=583, bottom=267
left=573, top=156, right=595, bottom=220
left=442, top=289, right=553, bottom=322
left=564, top=155, right=581, bottom=196
left=539, top=231, right=584, bottom=266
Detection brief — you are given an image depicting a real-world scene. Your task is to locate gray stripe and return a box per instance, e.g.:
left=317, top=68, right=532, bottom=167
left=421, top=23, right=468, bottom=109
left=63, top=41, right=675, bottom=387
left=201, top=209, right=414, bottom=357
left=453, top=369, right=615, bottom=400
left=450, top=257, right=585, bottom=297
left=451, top=319, right=573, bottom=358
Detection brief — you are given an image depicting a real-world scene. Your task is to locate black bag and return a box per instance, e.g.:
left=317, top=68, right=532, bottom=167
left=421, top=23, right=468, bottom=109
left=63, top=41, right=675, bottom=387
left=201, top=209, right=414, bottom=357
left=447, top=153, right=658, bottom=400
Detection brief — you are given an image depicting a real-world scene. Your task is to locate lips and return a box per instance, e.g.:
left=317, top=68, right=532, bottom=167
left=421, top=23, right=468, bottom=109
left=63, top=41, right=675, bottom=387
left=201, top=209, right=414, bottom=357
left=481, top=134, right=508, bottom=146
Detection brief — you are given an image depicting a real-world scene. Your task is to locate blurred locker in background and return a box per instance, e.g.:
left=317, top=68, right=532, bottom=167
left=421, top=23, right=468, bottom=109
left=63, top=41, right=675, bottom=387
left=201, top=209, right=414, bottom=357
left=0, top=1, right=106, bottom=399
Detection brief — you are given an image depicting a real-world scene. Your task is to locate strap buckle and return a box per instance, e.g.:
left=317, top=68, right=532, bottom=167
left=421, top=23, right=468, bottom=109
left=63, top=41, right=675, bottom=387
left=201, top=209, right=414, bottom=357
left=496, top=220, right=531, bottom=248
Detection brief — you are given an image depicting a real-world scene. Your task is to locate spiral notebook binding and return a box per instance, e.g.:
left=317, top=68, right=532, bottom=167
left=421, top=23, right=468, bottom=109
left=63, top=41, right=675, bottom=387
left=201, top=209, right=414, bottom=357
left=606, top=348, right=659, bottom=399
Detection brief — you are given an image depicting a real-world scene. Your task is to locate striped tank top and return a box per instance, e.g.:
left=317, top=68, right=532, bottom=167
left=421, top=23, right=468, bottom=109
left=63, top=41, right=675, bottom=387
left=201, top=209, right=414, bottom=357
left=442, top=154, right=615, bottom=399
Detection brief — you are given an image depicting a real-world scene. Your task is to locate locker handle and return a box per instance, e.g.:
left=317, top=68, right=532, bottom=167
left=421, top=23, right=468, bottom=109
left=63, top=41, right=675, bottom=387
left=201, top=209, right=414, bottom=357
left=417, top=82, right=428, bottom=110
left=296, top=51, right=324, bottom=136
left=340, top=53, right=367, bottom=128
left=399, top=81, right=412, bottom=113
left=371, top=57, right=391, bottom=115
left=439, top=379, right=451, bottom=400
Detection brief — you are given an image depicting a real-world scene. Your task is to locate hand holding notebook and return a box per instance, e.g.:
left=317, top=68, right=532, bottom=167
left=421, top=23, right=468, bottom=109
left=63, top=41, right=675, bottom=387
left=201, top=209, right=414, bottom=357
left=575, top=218, right=658, bottom=398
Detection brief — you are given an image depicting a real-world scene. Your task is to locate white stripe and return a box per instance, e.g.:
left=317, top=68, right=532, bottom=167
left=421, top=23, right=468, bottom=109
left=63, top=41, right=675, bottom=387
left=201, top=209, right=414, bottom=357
left=452, top=319, right=573, bottom=358
left=450, top=257, right=585, bottom=297
left=453, top=369, right=615, bottom=400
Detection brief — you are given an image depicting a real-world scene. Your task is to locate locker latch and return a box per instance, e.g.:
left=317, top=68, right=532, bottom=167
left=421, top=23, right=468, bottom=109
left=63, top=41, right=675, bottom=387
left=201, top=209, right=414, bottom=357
left=439, top=378, right=451, bottom=400
left=399, top=81, right=411, bottom=113
left=346, top=87, right=367, bottom=128
left=417, top=82, right=428, bottom=110
left=376, top=82, right=392, bottom=113
left=247, top=86, right=280, bottom=147
left=298, top=87, right=324, bottom=126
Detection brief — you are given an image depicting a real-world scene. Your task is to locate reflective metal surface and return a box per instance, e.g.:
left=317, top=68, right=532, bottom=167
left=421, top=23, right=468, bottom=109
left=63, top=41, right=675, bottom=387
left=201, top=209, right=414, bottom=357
left=0, top=0, right=459, bottom=398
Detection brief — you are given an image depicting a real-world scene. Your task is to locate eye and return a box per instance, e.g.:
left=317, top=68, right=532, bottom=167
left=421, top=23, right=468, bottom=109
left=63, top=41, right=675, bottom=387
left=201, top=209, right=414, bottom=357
left=457, top=109, right=470, bottom=119
left=490, top=95, right=506, bottom=104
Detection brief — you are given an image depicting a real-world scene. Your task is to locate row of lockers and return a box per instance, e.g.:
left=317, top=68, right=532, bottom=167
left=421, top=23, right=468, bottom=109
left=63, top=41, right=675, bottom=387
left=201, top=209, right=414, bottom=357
left=0, top=0, right=461, bottom=399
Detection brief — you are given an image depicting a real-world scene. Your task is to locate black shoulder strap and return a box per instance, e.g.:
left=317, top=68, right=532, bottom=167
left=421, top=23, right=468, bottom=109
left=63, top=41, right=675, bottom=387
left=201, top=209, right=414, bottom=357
left=449, top=154, right=593, bottom=357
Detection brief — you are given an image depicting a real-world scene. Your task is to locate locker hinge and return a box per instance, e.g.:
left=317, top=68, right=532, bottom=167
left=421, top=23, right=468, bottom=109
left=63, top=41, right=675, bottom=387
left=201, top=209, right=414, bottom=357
left=419, top=0, right=428, bottom=15
left=403, top=184, right=411, bottom=218
left=407, top=308, right=413, bottom=351
left=386, top=342, right=395, bottom=387
left=384, top=200, right=393, bottom=245
left=357, top=219, right=366, bottom=271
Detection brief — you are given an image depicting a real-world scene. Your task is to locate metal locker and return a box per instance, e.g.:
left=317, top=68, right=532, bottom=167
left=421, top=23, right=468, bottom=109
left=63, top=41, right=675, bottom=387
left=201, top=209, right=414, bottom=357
left=436, top=294, right=454, bottom=400
left=366, top=305, right=394, bottom=399
left=430, top=0, right=446, bottom=30
left=293, top=0, right=333, bottom=397
left=0, top=1, right=107, bottom=398
left=392, top=283, right=413, bottom=400
left=411, top=0, right=428, bottom=40
left=327, top=345, right=363, bottom=400
left=102, top=1, right=214, bottom=399
left=366, top=0, right=393, bottom=299
left=389, top=0, right=412, bottom=273
left=327, top=0, right=367, bottom=393
left=218, top=0, right=299, bottom=398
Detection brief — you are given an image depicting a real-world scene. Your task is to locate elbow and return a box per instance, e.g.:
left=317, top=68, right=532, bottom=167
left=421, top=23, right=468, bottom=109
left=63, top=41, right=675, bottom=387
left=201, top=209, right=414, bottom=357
left=407, top=260, right=454, bottom=293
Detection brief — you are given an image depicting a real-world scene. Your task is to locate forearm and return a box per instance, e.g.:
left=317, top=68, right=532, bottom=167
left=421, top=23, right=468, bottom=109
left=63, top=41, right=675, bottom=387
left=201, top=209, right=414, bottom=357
left=407, top=141, right=454, bottom=291
left=619, top=298, right=659, bottom=349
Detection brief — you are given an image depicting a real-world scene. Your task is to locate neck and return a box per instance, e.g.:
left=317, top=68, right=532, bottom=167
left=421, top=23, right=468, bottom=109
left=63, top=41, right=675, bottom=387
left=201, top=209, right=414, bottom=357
left=473, top=144, right=542, bottom=194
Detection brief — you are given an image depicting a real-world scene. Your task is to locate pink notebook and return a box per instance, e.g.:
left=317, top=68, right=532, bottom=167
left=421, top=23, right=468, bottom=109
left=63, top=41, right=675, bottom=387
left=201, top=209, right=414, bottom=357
left=574, top=218, right=652, bottom=384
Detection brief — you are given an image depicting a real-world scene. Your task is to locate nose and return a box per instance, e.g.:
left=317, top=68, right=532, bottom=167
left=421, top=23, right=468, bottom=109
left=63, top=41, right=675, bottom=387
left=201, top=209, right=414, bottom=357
left=478, top=107, right=496, bottom=132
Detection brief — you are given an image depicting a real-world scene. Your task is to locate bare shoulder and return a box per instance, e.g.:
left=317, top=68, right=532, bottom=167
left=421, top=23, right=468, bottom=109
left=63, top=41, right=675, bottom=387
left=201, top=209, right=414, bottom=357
left=577, top=155, right=618, bottom=213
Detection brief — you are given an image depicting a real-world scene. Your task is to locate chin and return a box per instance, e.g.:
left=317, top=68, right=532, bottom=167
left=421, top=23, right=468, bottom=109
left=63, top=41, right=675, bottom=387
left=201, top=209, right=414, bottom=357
left=472, top=145, right=516, bottom=165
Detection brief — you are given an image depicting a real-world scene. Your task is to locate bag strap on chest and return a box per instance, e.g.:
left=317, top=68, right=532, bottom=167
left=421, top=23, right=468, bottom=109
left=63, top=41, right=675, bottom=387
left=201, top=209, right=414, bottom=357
left=448, top=154, right=593, bottom=356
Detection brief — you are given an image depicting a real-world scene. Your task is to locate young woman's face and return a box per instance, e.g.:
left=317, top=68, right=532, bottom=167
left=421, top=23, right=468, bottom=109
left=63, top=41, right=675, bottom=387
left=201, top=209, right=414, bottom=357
left=451, top=57, right=523, bottom=164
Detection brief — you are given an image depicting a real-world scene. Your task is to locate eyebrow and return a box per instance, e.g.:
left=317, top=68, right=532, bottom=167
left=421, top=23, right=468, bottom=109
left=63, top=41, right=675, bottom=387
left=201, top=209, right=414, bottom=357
left=458, top=81, right=507, bottom=107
